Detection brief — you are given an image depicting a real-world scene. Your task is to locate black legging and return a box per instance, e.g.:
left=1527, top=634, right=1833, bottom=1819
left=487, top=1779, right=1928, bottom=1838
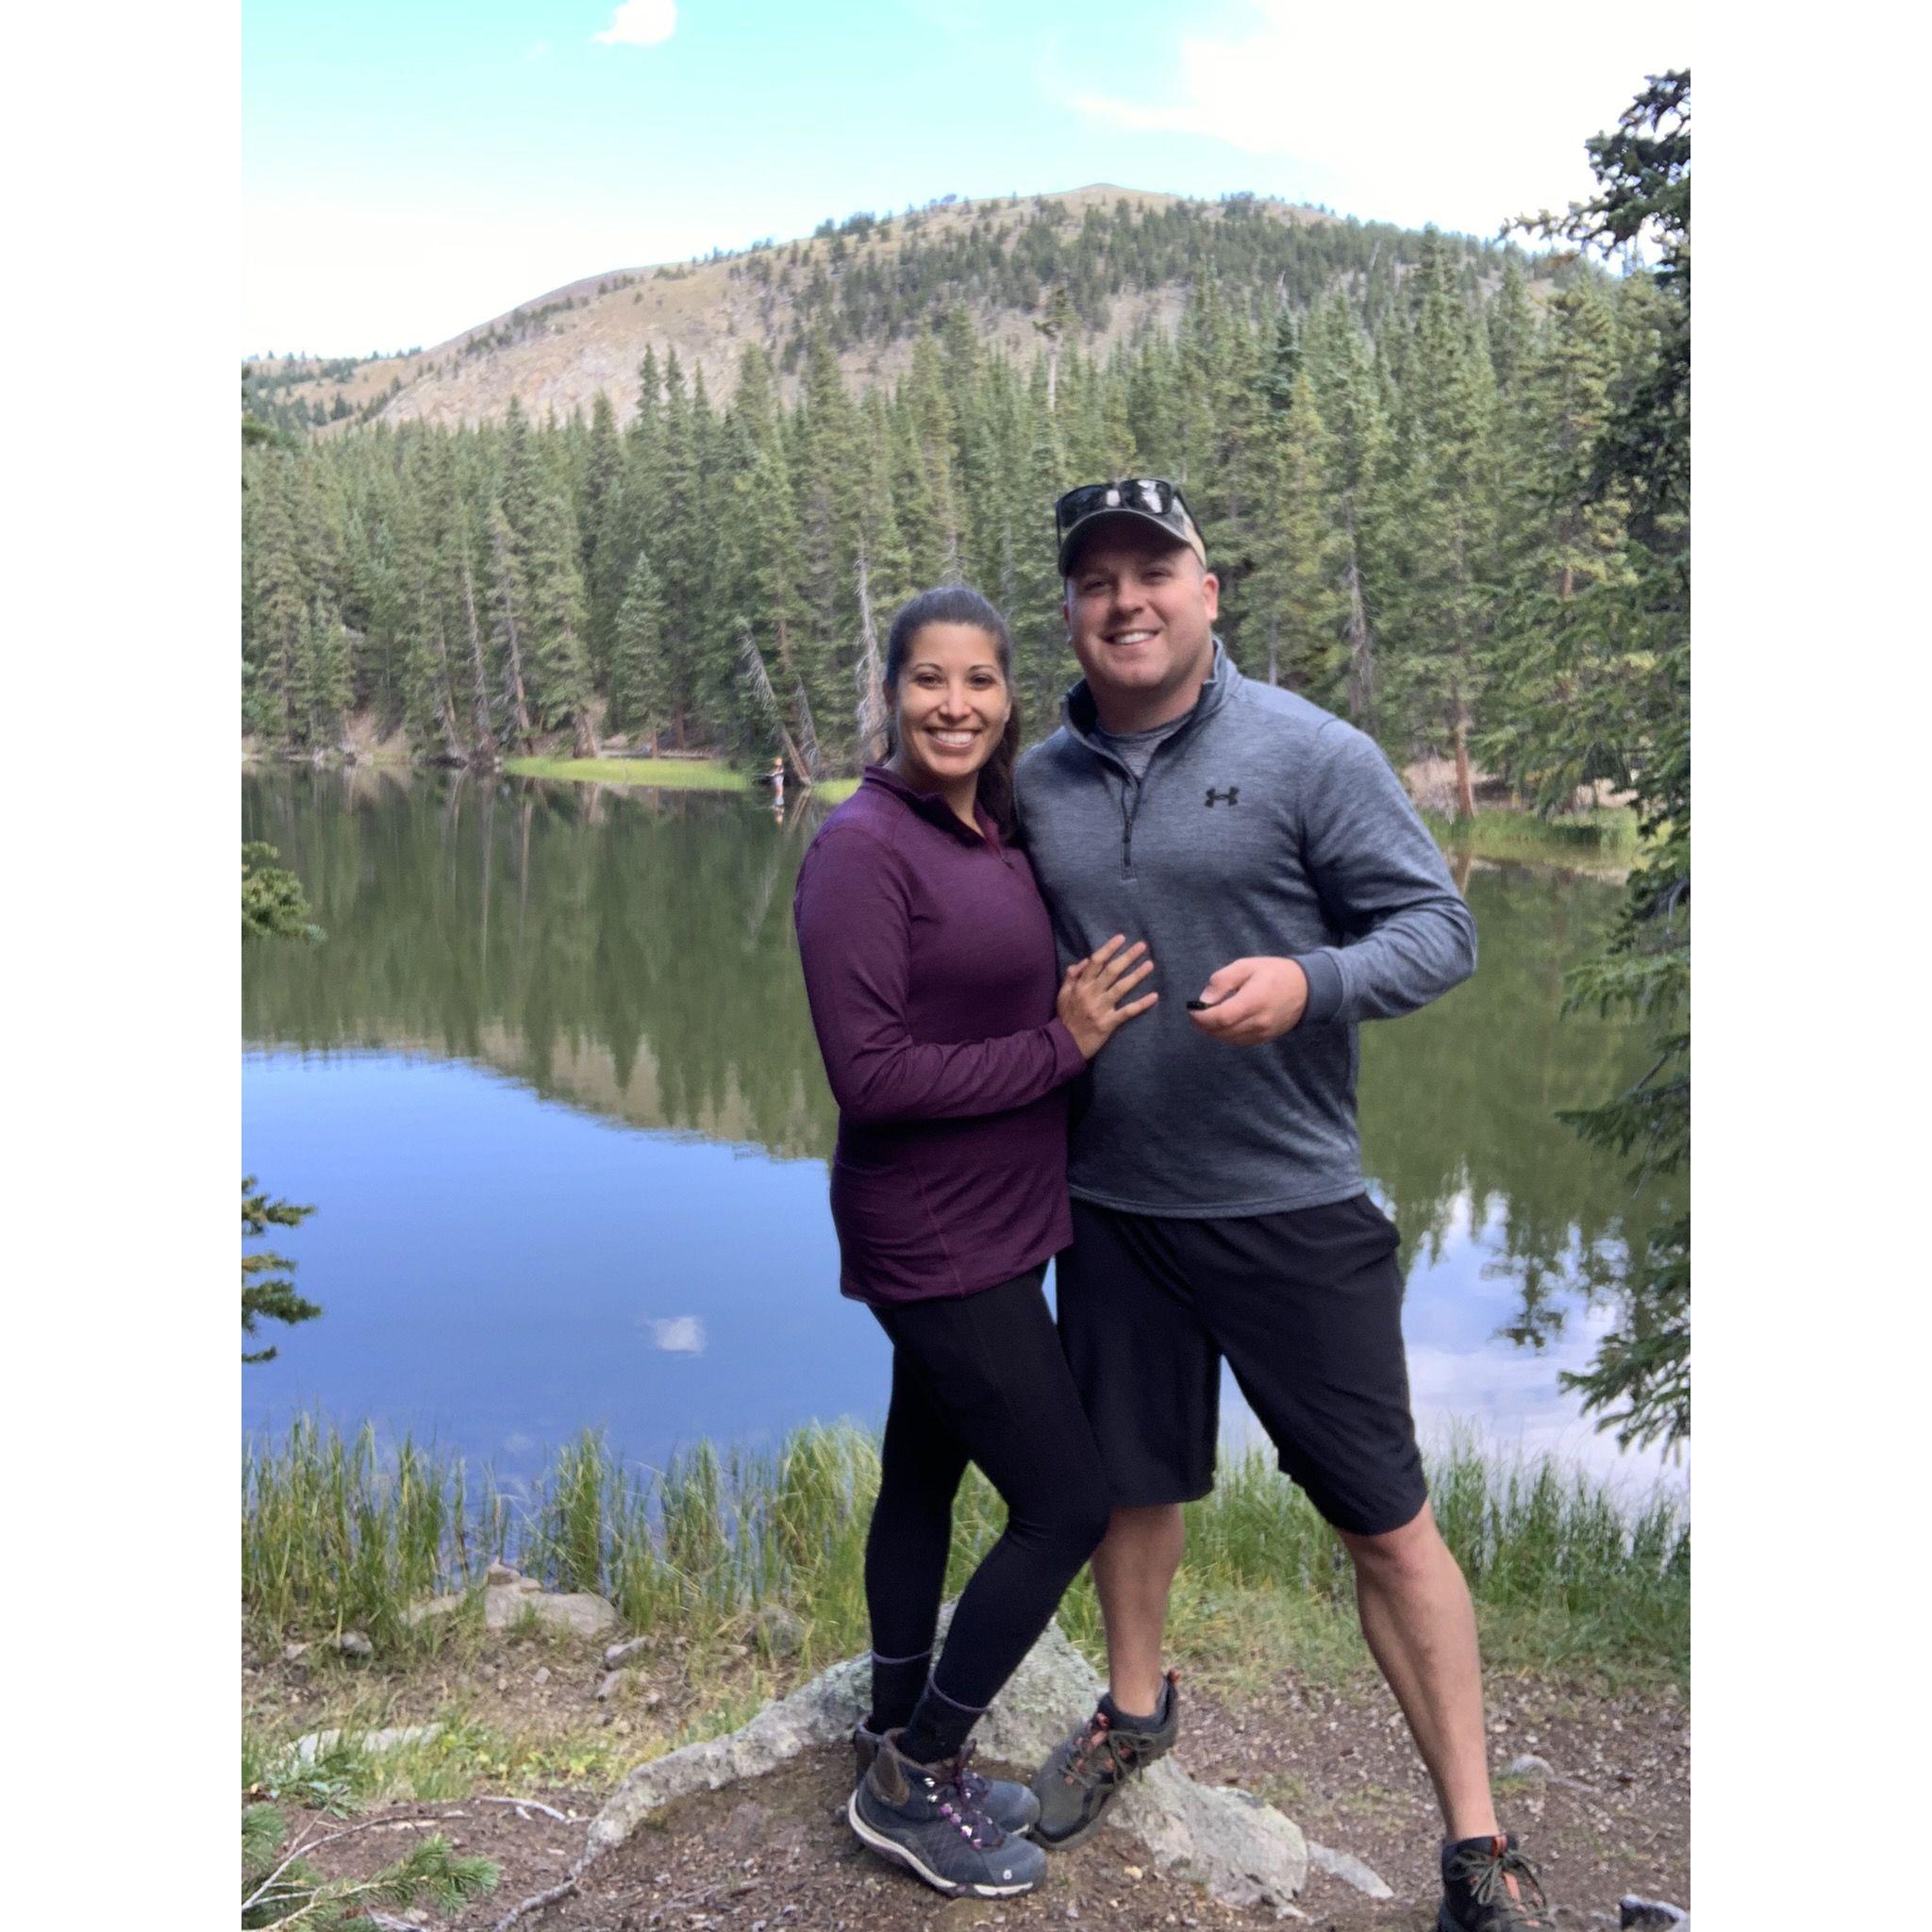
left=866, top=1266, right=1114, bottom=1713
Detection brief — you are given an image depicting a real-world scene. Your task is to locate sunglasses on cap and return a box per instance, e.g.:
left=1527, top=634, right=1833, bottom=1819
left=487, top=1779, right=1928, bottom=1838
left=1053, top=478, right=1207, bottom=575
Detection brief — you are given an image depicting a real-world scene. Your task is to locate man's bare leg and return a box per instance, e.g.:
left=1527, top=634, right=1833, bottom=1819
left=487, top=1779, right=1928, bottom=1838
left=1090, top=1503, right=1185, bottom=1716
left=1338, top=1501, right=1499, bottom=1840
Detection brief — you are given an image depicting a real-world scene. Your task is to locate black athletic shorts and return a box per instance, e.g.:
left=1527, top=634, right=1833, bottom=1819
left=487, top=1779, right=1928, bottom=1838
left=1055, top=1192, right=1427, bottom=1538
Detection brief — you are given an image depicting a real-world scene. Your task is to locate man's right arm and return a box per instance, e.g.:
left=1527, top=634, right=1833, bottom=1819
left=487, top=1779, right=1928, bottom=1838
left=1289, top=722, right=1478, bottom=1025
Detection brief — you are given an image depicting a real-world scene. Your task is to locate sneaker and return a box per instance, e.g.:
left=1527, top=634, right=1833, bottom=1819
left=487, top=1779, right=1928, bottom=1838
left=853, top=1721, right=1041, bottom=1835
left=1030, top=1670, right=1180, bottom=1851
left=1438, top=1833, right=1551, bottom=1930
left=847, top=1731, right=1048, bottom=1898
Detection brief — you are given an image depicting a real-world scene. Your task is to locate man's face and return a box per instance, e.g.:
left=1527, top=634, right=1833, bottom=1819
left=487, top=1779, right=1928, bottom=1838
left=1062, top=525, right=1219, bottom=724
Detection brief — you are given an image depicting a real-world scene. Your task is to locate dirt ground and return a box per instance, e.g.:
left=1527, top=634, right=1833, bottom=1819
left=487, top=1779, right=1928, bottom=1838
left=251, top=1624, right=1687, bottom=1930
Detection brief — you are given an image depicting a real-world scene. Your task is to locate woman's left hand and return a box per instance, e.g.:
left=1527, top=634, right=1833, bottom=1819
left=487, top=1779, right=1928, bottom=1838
left=1058, top=935, right=1158, bottom=1058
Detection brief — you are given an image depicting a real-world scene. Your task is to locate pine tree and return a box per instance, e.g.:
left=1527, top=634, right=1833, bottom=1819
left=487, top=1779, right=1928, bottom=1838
left=1486, top=257, right=1535, bottom=400
left=608, top=548, right=668, bottom=747
left=1011, top=357, right=1071, bottom=727
left=302, top=595, right=354, bottom=750
left=1383, top=230, right=1500, bottom=811
left=248, top=456, right=308, bottom=745
left=581, top=390, right=631, bottom=676
left=484, top=501, right=537, bottom=754
left=1250, top=368, right=1348, bottom=702
left=1480, top=275, right=1634, bottom=801
left=901, top=333, right=963, bottom=580
left=1514, top=70, right=1690, bottom=1453
left=242, top=1176, right=320, bottom=1364
left=1304, top=289, right=1392, bottom=729
left=794, top=332, right=866, bottom=740
left=521, top=478, right=600, bottom=756
left=726, top=345, right=811, bottom=741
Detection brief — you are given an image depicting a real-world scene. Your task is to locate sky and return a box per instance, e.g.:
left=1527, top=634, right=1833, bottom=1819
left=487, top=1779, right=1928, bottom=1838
left=242, top=0, right=1686, bottom=357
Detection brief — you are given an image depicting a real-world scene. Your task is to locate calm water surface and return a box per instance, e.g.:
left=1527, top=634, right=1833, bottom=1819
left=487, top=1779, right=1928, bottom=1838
left=242, top=769, right=1684, bottom=1496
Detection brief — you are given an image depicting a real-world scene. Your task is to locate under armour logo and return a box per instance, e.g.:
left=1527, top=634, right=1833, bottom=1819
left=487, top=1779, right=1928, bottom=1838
left=1204, top=787, right=1240, bottom=808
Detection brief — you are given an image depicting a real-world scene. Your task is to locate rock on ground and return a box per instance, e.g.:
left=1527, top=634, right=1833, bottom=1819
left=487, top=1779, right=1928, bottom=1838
left=1621, top=1898, right=1690, bottom=1928
left=582, top=1613, right=1312, bottom=1914
left=1305, top=1839, right=1394, bottom=1899
left=289, top=1723, right=442, bottom=1766
left=404, top=1573, right=619, bottom=1640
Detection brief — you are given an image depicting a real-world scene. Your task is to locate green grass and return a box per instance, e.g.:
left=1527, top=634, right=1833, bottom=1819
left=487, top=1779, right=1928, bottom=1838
left=243, top=1707, right=666, bottom=1809
left=1423, top=805, right=1641, bottom=870
left=503, top=755, right=859, bottom=804
left=243, top=1418, right=1688, bottom=1685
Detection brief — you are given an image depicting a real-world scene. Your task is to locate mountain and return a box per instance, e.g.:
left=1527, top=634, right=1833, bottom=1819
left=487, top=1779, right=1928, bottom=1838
left=242, top=184, right=1538, bottom=435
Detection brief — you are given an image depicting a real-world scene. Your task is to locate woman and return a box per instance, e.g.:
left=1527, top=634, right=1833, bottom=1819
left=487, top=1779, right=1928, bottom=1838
left=791, top=585, right=1155, bottom=1899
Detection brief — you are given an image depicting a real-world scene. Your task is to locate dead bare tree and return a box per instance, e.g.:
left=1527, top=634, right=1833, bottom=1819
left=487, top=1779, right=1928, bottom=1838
left=459, top=554, right=499, bottom=767
left=853, top=545, right=889, bottom=765
left=738, top=620, right=812, bottom=787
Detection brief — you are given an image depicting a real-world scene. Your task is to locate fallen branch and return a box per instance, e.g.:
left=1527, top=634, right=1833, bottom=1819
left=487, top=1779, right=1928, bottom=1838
left=477, top=1793, right=572, bottom=1823
left=242, top=1816, right=396, bottom=1917
left=489, top=1868, right=585, bottom=1931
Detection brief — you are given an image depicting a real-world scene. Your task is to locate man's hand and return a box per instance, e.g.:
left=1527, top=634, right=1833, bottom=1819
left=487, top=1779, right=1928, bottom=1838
left=1188, top=957, right=1309, bottom=1043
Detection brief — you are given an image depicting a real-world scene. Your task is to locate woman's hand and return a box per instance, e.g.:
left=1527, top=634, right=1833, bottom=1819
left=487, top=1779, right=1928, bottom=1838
left=1057, top=935, right=1158, bottom=1059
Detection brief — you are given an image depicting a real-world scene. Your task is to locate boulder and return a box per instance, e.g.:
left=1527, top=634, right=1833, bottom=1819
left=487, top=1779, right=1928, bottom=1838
left=1306, top=1839, right=1394, bottom=1899
left=402, top=1578, right=620, bottom=1639
left=586, top=1612, right=1309, bottom=1913
left=290, top=1723, right=441, bottom=1766
left=1621, top=1899, right=1690, bottom=1929
left=334, top=1629, right=374, bottom=1658
left=754, top=1604, right=807, bottom=1657
left=490, top=1585, right=618, bottom=1638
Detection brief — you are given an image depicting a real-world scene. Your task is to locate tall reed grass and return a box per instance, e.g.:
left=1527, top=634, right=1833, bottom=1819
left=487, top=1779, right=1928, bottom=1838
left=242, top=1417, right=1687, bottom=1674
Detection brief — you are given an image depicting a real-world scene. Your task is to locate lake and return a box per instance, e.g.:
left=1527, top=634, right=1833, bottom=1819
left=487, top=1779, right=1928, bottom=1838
left=242, top=767, right=1684, bottom=1500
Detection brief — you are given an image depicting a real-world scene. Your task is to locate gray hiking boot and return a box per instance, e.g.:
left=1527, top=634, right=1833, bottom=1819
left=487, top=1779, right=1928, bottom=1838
left=847, top=1731, right=1048, bottom=1898
left=1438, top=1833, right=1553, bottom=1930
left=853, top=1721, right=1041, bottom=1835
left=1030, top=1670, right=1180, bottom=1851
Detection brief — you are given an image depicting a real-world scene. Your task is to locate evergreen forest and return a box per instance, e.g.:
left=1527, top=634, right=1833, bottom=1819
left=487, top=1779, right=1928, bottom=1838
left=242, top=199, right=1670, bottom=823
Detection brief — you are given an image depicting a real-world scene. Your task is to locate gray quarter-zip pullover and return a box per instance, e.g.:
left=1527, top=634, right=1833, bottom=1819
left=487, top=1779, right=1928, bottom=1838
left=1014, top=641, right=1477, bottom=1217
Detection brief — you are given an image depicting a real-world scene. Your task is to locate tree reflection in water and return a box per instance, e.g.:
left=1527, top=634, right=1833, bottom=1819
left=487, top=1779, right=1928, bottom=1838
left=243, top=769, right=1674, bottom=1434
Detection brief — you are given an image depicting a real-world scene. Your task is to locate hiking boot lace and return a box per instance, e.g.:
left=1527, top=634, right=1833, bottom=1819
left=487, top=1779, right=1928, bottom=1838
left=1447, top=1839, right=1549, bottom=1926
left=1062, top=1712, right=1137, bottom=1789
left=932, top=1744, right=1003, bottom=1849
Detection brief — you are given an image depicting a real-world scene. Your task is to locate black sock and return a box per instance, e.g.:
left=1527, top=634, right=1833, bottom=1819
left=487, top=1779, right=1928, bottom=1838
left=867, top=1649, right=931, bottom=1736
left=897, top=1677, right=984, bottom=1766
left=1099, top=1676, right=1168, bottom=1730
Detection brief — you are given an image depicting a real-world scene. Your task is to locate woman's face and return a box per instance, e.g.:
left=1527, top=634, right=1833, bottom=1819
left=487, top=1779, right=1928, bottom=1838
left=889, top=622, right=1011, bottom=791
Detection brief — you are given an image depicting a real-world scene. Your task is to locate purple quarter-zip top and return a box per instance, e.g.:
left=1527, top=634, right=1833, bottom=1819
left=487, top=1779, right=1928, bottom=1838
left=792, top=766, right=1087, bottom=1306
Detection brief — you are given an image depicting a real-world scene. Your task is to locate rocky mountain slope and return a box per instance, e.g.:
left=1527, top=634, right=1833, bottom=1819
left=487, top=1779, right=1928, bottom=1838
left=245, top=184, right=1465, bottom=432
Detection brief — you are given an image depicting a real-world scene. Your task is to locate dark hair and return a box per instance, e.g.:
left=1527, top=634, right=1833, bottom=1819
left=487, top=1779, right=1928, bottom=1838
left=883, top=585, right=1024, bottom=840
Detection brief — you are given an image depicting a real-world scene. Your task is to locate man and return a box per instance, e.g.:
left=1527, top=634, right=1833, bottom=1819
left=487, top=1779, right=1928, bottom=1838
left=1012, top=479, right=1547, bottom=1931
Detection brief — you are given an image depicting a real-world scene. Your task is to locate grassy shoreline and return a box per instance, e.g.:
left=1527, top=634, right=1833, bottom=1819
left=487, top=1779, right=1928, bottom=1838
left=1423, top=805, right=1639, bottom=871
left=243, top=1417, right=1687, bottom=1840
left=251, top=748, right=1635, bottom=868
left=506, top=758, right=1634, bottom=866
left=243, top=1417, right=1688, bottom=1685
left=504, top=755, right=860, bottom=803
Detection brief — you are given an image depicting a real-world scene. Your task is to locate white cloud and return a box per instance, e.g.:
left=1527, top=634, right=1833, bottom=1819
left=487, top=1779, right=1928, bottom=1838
left=593, top=0, right=677, bottom=47
left=1063, top=0, right=1686, bottom=237
left=525, top=39, right=552, bottom=60
left=643, top=1314, right=706, bottom=1354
